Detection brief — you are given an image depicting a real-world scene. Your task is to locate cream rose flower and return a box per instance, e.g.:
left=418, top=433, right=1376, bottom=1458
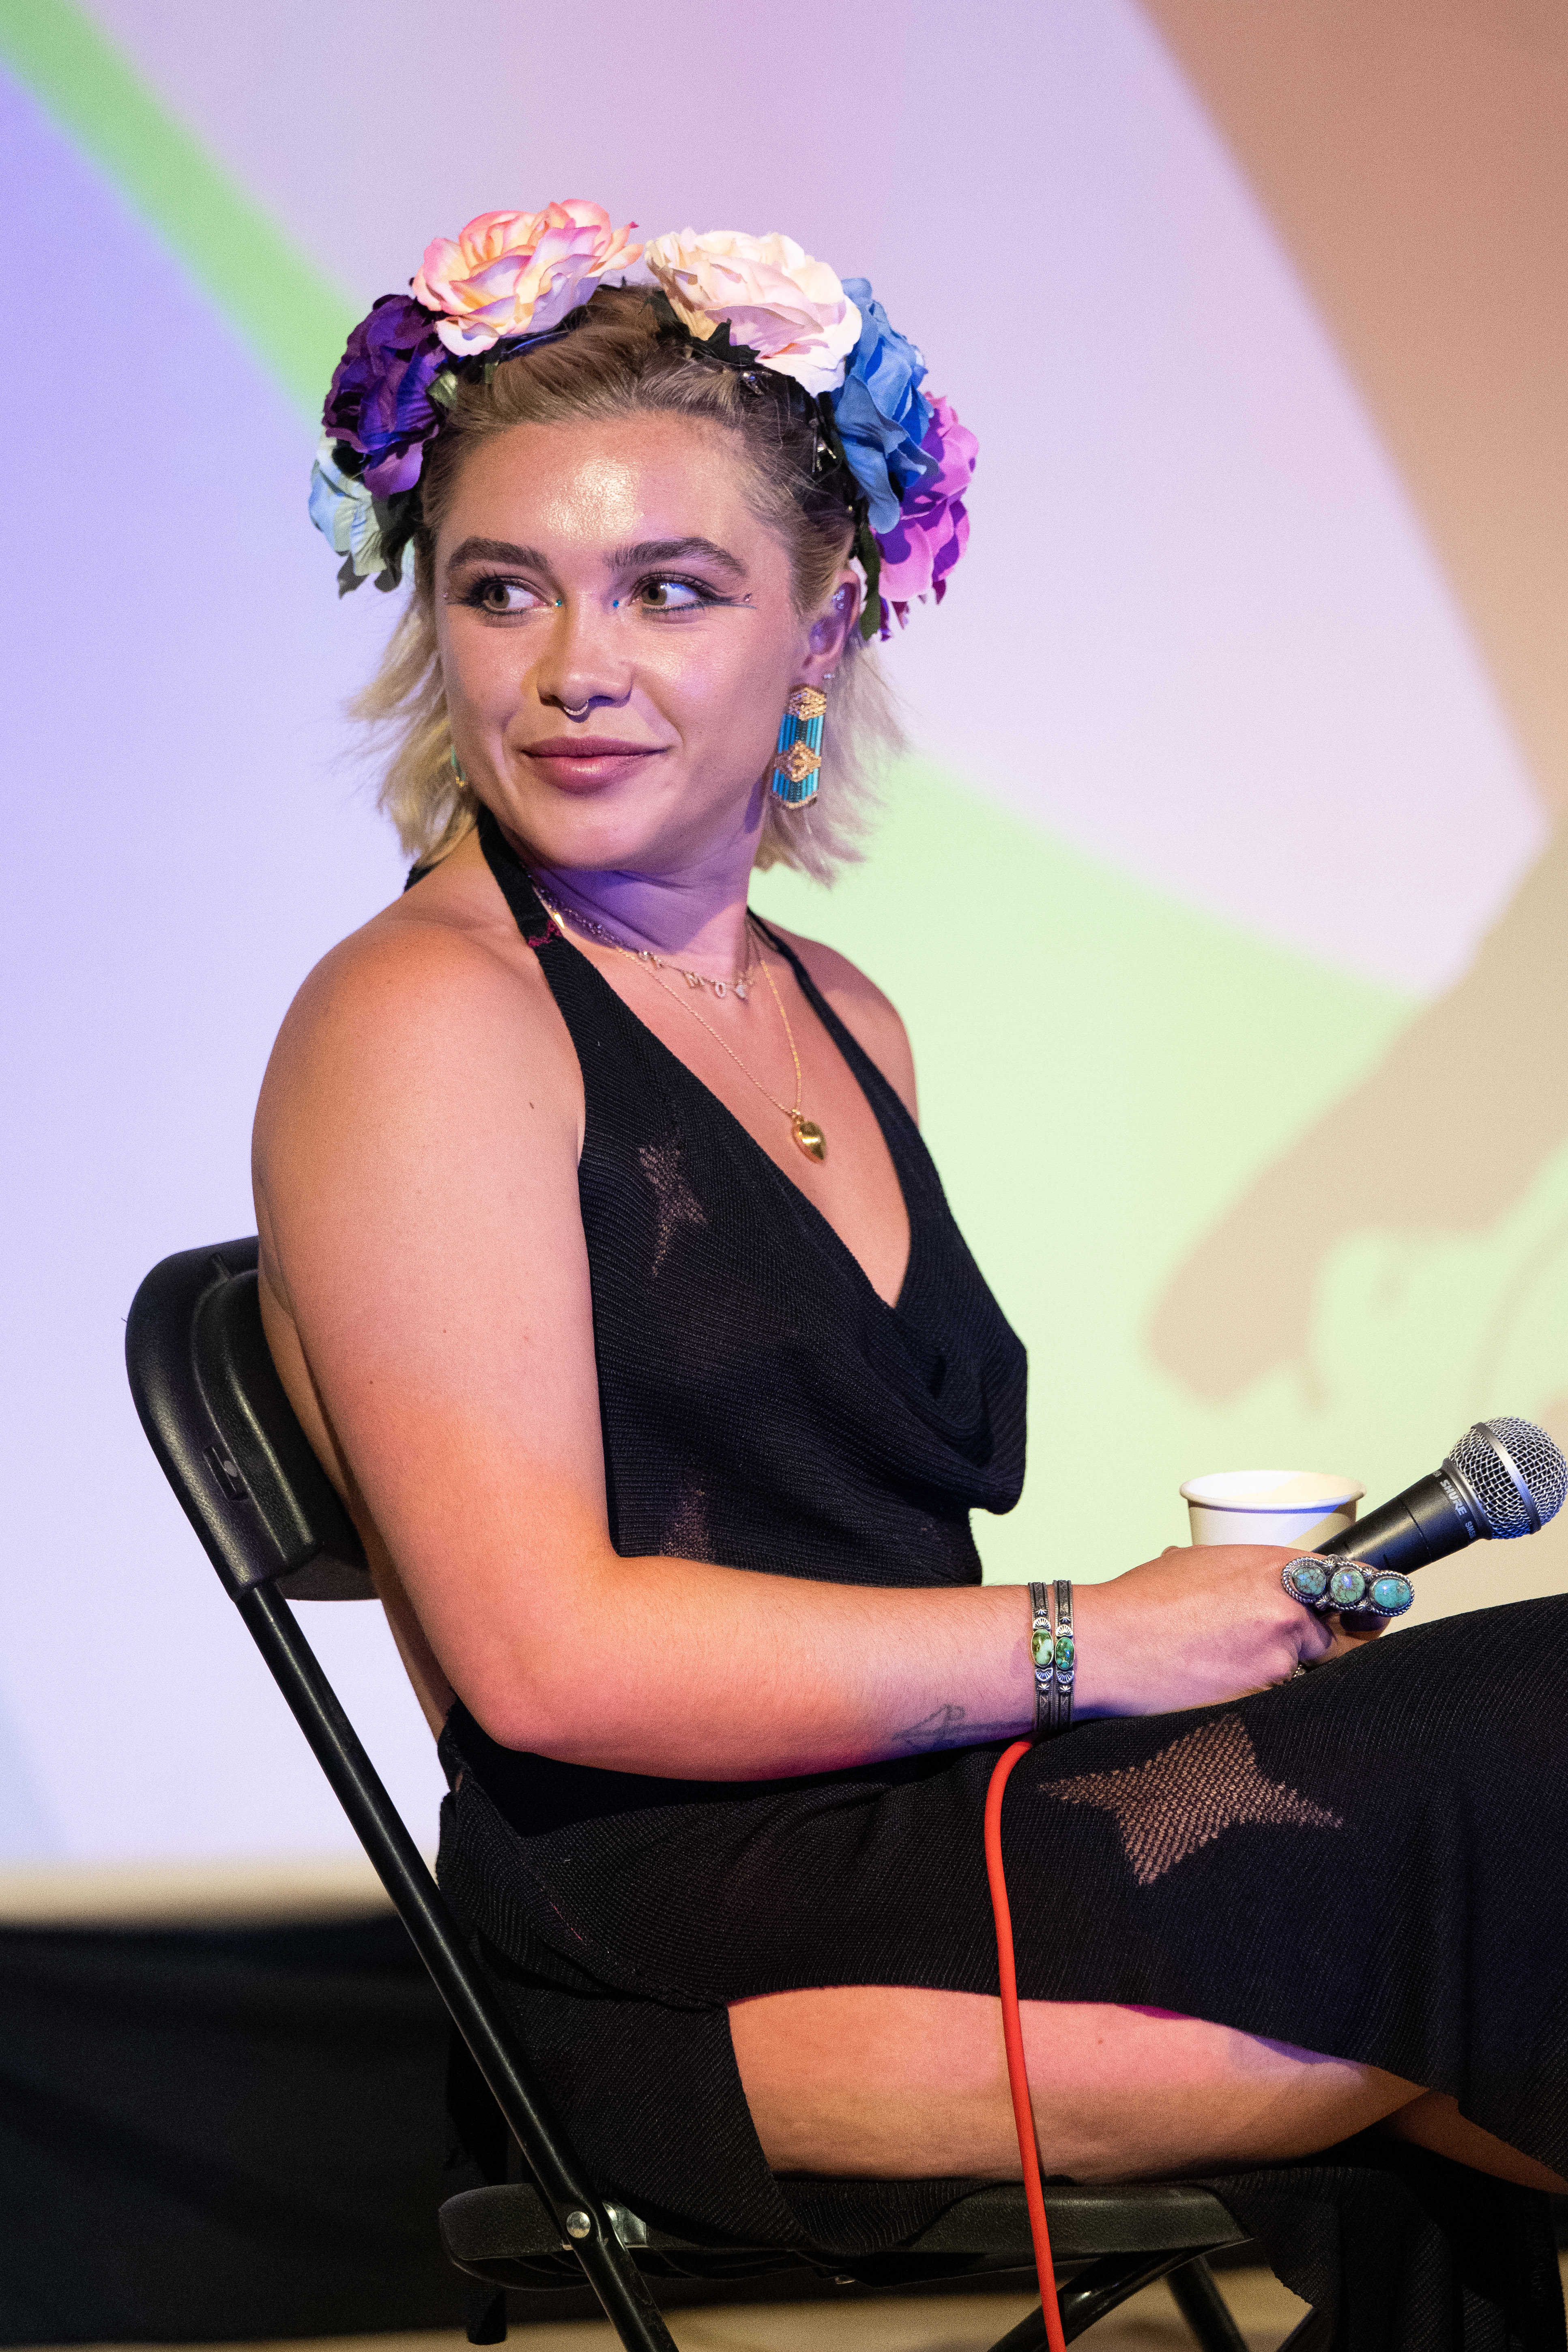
left=643, top=230, right=861, bottom=398
left=413, top=200, right=642, bottom=357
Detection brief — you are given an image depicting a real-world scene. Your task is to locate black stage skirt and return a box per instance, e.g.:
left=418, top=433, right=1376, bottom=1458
left=440, top=1595, right=1568, bottom=2351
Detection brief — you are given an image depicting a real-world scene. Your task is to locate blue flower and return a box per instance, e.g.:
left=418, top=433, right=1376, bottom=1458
left=831, top=280, right=936, bottom=534
left=308, top=438, right=414, bottom=589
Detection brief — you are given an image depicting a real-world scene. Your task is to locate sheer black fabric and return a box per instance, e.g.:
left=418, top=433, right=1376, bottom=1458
left=436, top=811, right=1567, bottom=2348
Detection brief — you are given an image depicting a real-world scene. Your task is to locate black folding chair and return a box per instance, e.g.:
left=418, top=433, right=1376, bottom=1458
left=126, top=1236, right=1258, bottom=2351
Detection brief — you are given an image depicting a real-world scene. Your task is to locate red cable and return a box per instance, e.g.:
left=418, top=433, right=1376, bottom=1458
left=984, top=1738, right=1068, bottom=2352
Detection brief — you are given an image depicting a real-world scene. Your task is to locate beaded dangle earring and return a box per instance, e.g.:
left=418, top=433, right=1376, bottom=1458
left=771, top=684, right=828, bottom=808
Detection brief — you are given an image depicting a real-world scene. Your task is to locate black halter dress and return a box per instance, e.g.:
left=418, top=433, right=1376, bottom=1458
left=435, top=812, right=1568, bottom=2351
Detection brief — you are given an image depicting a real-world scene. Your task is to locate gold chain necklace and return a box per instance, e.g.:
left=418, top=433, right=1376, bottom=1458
left=533, top=878, right=825, bottom=1162
left=531, top=874, right=756, bottom=1001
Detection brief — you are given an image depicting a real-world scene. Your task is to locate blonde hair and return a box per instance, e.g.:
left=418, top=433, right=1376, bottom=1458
left=351, top=285, right=904, bottom=883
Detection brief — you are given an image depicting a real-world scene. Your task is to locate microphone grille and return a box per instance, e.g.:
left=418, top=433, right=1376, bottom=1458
left=1446, top=1418, right=1568, bottom=1538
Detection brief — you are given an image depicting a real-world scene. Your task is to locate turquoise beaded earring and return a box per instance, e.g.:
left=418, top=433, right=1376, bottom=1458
left=770, top=681, right=829, bottom=808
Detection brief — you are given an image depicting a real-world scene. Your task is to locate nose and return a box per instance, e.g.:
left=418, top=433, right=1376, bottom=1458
left=533, top=595, right=631, bottom=722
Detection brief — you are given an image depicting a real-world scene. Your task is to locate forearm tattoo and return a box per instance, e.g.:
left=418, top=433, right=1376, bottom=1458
left=891, top=1702, right=1023, bottom=1754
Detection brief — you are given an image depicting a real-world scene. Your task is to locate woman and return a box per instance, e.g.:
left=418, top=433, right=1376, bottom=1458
left=256, top=205, right=1568, bottom=2326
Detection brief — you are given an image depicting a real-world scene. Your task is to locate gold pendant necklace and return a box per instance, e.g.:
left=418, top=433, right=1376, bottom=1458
left=670, top=948, right=827, bottom=1162
left=533, top=877, right=825, bottom=1162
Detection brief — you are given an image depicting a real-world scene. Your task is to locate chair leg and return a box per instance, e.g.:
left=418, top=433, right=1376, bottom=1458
left=1168, top=2255, right=1248, bottom=2352
left=466, top=2287, right=507, bottom=2344
left=982, top=2249, right=1201, bottom=2351
left=981, top=2301, right=1050, bottom=2352
left=1059, top=2251, right=1202, bottom=2342
left=238, top=1585, right=680, bottom=2352
left=1275, top=2311, right=1332, bottom=2351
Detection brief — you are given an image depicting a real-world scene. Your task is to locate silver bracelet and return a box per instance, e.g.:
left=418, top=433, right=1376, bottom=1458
left=1029, top=1581, right=1076, bottom=1737
left=1053, top=1578, right=1075, bottom=1734
left=1029, top=1583, right=1054, bottom=1734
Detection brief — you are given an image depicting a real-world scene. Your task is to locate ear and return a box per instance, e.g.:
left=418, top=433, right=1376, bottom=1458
left=799, top=570, right=861, bottom=682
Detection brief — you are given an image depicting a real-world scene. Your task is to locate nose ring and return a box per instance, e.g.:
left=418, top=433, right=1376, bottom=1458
left=561, top=700, right=593, bottom=723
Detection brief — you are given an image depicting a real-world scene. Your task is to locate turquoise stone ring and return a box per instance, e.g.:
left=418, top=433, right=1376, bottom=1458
left=1282, top=1560, right=1330, bottom=1604
left=1282, top=1557, right=1415, bottom=1618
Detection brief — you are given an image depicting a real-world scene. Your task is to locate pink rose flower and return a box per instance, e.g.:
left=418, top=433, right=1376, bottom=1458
left=644, top=230, right=861, bottom=398
left=875, top=396, right=977, bottom=625
left=412, top=201, right=642, bottom=357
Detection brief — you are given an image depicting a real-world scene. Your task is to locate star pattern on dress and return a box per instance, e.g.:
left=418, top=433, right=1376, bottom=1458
left=638, top=1141, right=708, bottom=1275
left=1042, top=1714, right=1343, bottom=1887
left=659, top=1478, right=713, bottom=1562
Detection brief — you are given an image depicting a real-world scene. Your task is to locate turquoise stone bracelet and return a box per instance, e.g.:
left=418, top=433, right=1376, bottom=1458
left=1028, top=1581, right=1076, bottom=1735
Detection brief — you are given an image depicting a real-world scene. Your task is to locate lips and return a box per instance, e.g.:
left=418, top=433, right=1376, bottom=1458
left=524, top=736, right=663, bottom=759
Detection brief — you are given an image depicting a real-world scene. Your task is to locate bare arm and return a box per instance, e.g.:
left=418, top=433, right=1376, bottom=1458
left=254, top=913, right=1362, bottom=1781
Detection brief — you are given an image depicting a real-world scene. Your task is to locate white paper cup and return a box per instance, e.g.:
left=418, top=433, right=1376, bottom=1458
left=1179, top=1469, right=1364, bottom=1551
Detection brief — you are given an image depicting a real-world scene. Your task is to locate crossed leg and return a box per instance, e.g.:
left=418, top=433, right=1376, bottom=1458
left=729, top=1986, right=1567, bottom=2193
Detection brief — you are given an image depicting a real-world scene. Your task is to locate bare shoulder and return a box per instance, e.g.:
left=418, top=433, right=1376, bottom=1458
left=764, top=922, right=918, bottom=1122
left=254, top=844, right=584, bottom=1297
left=268, top=866, right=533, bottom=1058
left=262, top=841, right=573, bottom=1110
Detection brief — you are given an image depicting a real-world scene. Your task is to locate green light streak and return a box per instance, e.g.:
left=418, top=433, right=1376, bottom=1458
left=0, top=0, right=352, bottom=414
left=755, top=764, right=1426, bottom=1586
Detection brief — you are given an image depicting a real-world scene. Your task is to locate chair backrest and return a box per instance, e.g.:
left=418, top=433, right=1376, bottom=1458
left=127, top=1239, right=692, bottom=2352
left=126, top=1237, right=372, bottom=1602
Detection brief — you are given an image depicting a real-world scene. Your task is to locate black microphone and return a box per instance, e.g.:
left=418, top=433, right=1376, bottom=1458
left=1317, top=1417, right=1567, bottom=1578
left=1284, top=1420, right=1566, bottom=1628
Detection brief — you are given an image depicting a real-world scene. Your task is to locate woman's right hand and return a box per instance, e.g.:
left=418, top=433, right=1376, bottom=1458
left=1070, top=1543, right=1386, bottom=1719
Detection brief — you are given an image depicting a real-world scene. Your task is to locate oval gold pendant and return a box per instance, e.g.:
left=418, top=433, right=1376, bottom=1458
left=791, top=1114, right=827, bottom=1163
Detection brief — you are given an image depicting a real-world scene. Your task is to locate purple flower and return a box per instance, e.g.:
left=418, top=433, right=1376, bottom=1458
left=322, top=294, right=447, bottom=497
left=874, top=396, right=977, bottom=629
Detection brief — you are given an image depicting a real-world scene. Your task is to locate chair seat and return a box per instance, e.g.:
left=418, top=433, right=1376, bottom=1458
left=440, top=2177, right=1247, bottom=2292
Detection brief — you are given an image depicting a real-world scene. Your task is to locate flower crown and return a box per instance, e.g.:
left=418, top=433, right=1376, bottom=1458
left=308, top=202, right=975, bottom=641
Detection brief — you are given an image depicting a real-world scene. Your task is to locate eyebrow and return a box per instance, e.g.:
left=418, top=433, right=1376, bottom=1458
left=610, top=537, right=747, bottom=582
left=444, top=533, right=748, bottom=582
left=445, top=537, right=552, bottom=572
